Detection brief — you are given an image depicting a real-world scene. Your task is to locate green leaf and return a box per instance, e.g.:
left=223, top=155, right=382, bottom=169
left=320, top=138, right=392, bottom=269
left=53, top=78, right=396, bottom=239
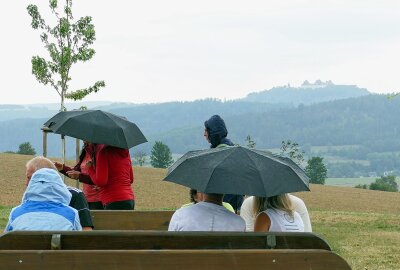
left=49, top=0, right=58, bottom=9
left=65, top=81, right=106, bottom=101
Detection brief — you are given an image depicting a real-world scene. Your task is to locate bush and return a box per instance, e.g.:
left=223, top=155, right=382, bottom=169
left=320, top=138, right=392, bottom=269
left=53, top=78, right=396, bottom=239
left=369, top=175, right=398, bottom=192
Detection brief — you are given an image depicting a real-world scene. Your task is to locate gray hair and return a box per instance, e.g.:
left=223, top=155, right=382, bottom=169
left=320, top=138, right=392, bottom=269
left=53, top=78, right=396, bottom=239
left=26, top=156, right=57, bottom=173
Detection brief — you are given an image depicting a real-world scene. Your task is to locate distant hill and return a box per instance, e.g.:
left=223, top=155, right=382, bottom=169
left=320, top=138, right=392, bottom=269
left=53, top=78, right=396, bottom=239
left=2, top=83, right=399, bottom=178
left=0, top=101, right=117, bottom=122
left=243, top=80, right=370, bottom=105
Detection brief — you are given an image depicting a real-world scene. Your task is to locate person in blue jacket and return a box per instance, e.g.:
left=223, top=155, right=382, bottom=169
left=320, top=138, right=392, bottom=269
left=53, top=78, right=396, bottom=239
left=204, top=114, right=244, bottom=213
left=4, top=156, right=82, bottom=231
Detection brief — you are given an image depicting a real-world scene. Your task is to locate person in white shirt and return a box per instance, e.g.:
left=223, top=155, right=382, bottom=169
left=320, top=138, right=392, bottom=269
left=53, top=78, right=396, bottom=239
left=240, top=194, right=312, bottom=232
left=168, top=193, right=246, bottom=232
left=254, top=194, right=304, bottom=232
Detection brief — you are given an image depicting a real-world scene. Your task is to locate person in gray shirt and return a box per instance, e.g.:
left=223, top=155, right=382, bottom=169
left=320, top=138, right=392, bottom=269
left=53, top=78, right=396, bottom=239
left=168, top=193, right=245, bottom=232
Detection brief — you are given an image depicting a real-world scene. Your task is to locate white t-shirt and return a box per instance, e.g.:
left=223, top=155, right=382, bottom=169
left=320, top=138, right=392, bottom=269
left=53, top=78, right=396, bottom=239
left=168, top=201, right=246, bottom=232
left=263, top=209, right=304, bottom=232
left=240, top=195, right=312, bottom=232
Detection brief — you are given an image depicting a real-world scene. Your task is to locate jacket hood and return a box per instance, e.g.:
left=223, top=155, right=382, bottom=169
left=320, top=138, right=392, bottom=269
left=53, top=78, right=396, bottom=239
left=204, top=115, right=234, bottom=148
left=22, top=168, right=72, bottom=205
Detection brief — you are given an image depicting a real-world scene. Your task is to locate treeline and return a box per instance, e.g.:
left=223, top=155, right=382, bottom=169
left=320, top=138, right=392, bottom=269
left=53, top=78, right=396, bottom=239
left=1, top=94, right=400, bottom=178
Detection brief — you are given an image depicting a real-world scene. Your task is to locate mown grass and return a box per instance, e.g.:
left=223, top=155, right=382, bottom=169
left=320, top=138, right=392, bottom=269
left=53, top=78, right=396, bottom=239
left=311, top=210, right=400, bottom=270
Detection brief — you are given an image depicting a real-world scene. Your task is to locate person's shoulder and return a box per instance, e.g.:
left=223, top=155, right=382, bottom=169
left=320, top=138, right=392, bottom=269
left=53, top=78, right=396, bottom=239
left=288, top=194, right=307, bottom=210
left=67, top=186, right=83, bottom=194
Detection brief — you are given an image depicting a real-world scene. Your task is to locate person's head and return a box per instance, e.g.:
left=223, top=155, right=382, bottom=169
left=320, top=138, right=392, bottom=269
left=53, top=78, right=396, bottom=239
left=189, top=189, right=198, bottom=203
left=189, top=189, right=205, bottom=203
left=204, top=115, right=229, bottom=148
left=253, top=194, right=294, bottom=216
left=202, top=193, right=224, bottom=205
left=25, top=156, right=57, bottom=186
left=78, top=141, right=94, bottom=163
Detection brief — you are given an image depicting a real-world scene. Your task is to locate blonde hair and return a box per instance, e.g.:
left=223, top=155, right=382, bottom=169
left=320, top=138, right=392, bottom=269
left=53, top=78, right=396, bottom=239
left=253, top=194, right=294, bottom=216
left=26, top=156, right=57, bottom=173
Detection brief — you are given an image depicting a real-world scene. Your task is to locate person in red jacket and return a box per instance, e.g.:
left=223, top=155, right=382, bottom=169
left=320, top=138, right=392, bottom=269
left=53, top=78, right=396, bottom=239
left=82, top=144, right=135, bottom=210
left=54, top=141, right=103, bottom=210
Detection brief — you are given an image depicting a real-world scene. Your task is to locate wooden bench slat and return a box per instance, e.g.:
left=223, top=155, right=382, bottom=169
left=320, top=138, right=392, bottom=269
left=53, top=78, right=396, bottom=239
left=0, top=231, right=331, bottom=251
left=0, top=249, right=351, bottom=270
left=91, top=210, right=174, bottom=230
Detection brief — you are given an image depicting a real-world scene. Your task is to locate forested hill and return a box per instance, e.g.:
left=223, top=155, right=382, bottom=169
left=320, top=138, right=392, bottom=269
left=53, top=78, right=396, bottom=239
left=149, top=94, right=400, bottom=153
left=1, top=94, right=398, bottom=159
left=243, top=81, right=369, bottom=105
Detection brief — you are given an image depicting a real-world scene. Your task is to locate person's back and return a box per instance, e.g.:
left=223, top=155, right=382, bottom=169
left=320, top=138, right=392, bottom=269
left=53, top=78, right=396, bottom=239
left=87, top=144, right=134, bottom=208
left=67, top=186, right=94, bottom=230
left=168, top=201, right=245, bottom=231
left=240, top=195, right=312, bottom=232
left=5, top=168, right=82, bottom=231
left=263, top=208, right=304, bottom=232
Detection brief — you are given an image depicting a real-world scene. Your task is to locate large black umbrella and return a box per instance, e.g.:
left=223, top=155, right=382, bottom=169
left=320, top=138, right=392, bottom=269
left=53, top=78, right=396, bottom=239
left=164, top=146, right=309, bottom=197
left=43, top=110, right=147, bottom=149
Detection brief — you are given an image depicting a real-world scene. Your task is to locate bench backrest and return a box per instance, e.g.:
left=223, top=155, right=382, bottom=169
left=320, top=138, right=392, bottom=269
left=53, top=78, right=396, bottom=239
left=0, top=249, right=352, bottom=270
left=0, top=231, right=331, bottom=251
left=91, top=210, right=174, bottom=230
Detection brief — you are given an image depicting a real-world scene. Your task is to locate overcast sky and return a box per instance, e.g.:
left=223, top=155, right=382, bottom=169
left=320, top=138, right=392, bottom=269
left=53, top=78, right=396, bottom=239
left=1, top=0, right=399, bottom=105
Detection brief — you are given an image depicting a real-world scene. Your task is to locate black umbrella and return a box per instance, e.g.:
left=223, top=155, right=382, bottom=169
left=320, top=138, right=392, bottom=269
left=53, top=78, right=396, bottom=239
left=164, top=146, right=309, bottom=197
left=43, top=110, right=147, bottom=149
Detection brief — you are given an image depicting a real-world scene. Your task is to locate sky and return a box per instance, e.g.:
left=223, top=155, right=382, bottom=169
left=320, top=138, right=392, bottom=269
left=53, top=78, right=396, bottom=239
left=1, top=0, right=399, bottom=105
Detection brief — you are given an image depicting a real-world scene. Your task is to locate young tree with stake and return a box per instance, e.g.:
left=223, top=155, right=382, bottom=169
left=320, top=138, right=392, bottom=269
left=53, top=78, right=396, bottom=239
left=27, top=0, right=105, bottom=111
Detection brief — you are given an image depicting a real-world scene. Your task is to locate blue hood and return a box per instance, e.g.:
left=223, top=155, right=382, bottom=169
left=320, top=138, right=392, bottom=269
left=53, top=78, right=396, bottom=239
left=22, top=168, right=72, bottom=205
left=204, top=115, right=234, bottom=148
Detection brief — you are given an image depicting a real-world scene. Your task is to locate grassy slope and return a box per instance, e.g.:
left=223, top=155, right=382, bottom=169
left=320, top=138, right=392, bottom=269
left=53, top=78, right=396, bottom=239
left=0, top=153, right=399, bottom=269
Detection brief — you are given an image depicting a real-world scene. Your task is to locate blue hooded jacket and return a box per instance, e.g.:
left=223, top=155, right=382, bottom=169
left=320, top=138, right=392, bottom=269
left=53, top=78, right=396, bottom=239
left=204, top=115, right=234, bottom=148
left=5, top=168, right=82, bottom=232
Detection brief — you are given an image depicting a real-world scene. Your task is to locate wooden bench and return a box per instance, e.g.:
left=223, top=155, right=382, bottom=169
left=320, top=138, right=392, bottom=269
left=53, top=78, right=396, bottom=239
left=0, top=231, right=331, bottom=250
left=90, top=210, right=174, bottom=230
left=0, top=249, right=351, bottom=270
left=0, top=231, right=351, bottom=269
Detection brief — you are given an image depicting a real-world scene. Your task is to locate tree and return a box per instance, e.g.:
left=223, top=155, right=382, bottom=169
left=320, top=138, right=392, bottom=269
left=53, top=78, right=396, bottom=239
left=17, top=142, right=37, bottom=155
left=133, top=150, right=147, bottom=167
left=150, top=141, right=174, bottom=168
left=280, top=140, right=305, bottom=166
left=369, top=175, right=398, bottom=192
left=27, top=0, right=105, bottom=111
left=245, top=135, right=256, bottom=148
left=305, top=156, right=327, bottom=184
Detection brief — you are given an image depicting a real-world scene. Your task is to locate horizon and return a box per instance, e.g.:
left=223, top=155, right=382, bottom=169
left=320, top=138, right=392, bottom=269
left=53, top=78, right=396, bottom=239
left=0, top=80, right=382, bottom=106
left=1, top=1, right=399, bottom=105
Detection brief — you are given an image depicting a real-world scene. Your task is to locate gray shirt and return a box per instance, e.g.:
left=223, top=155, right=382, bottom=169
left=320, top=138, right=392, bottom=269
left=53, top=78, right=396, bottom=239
left=168, top=202, right=246, bottom=231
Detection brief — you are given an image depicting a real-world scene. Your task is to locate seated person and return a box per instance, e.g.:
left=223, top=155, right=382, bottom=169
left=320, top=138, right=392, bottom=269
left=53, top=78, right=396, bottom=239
left=4, top=156, right=82, bottom=231
left=254, top=194, right=304, bottom=232
left=67, top=186, right=94, bottom=230
left=168, top=193, right=245, bottom=231
left=240, top=194, right=312, bottom=232
left=181, top=189, right=235, bottom=212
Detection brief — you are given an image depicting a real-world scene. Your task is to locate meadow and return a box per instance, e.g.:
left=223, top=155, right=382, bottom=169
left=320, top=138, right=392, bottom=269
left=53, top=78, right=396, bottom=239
left=0, top=153, right=399, bottom=269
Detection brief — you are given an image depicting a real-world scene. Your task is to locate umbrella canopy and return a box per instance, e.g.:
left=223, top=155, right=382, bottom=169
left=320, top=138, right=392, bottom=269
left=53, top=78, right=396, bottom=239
left=164, top=146, right=309, bottom=197
left=43, top=110, right=147, bottom=149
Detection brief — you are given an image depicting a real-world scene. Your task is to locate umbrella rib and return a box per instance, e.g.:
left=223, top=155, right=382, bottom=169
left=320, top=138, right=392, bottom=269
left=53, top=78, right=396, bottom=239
left=244, top=150, right=269, bottom=197
left=202, top=150, right=233, bottom=193
left=245, top=149, right=309, bottom=196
